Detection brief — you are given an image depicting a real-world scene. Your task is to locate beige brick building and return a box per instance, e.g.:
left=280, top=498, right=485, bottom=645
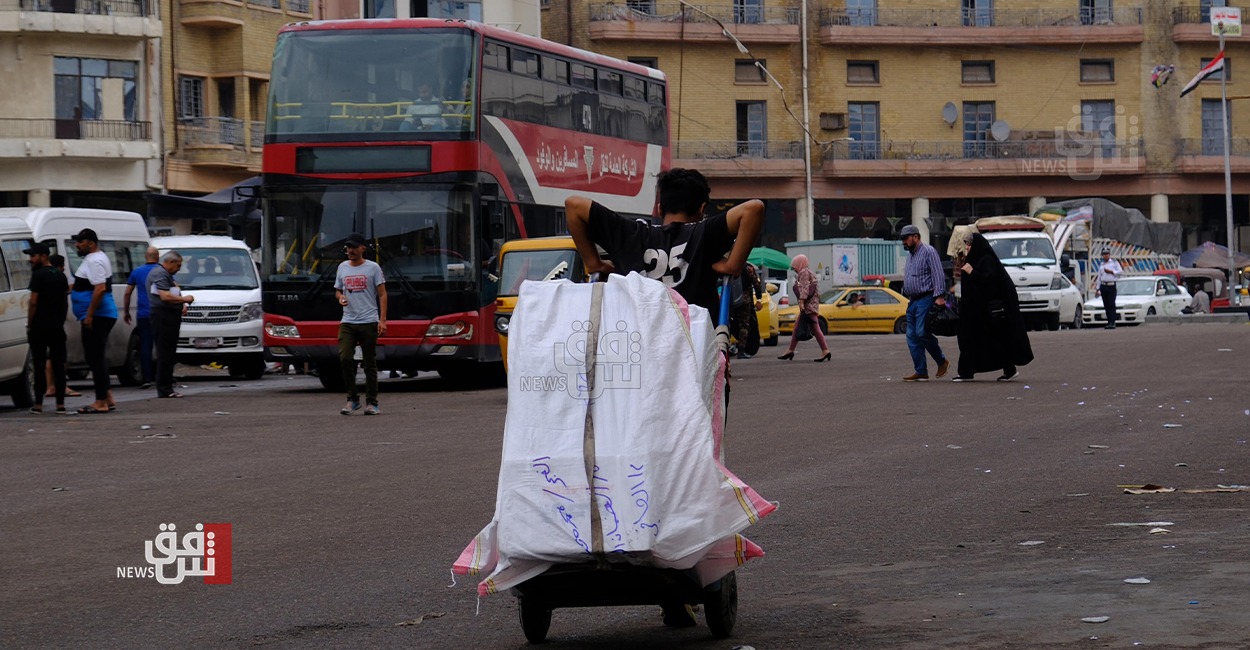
left=544, top=0, right=1250, bottom=253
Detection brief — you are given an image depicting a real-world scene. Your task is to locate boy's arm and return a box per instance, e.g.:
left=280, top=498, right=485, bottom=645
left=565, top=196, right=614, bottom=275
left=711, top=199, right=764, bottom=276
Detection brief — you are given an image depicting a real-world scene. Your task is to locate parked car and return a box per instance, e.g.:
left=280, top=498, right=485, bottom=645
left=0, top=216, right=36, bottom=408
left=1057, top=273, right=1084, bottom=329
left=150, top=236, right=266, bottom=379
left=757, top=283, right=779, bottom=346
left=1153, top=267, right=1228, bottom=310
left=778, top=286, right=909, bottom=335
left=1082, top=276, right=1190, bottom=326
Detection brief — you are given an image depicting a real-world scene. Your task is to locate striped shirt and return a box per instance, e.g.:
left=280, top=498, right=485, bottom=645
left=902, top=242, right=946, bottom=299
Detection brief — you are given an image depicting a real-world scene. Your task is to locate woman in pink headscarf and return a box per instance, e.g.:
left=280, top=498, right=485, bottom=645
left=779, top=254, right=830, bottom=362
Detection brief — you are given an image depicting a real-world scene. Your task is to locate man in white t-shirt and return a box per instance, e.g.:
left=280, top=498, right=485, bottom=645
left=71, top=228, right=118, bottom=414
left=334, top=233, right=387, bottom=415
left=1094, top=247, right=1124, bottom=329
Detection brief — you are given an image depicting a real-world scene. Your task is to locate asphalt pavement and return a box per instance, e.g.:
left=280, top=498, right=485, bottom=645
left=2, top=322, right=1248, bottom=649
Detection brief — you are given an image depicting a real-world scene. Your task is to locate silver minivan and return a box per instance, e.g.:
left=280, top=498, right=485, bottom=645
left=0, top=208, right=151, bottom=386
left=0, top=216, right=36, bottom=407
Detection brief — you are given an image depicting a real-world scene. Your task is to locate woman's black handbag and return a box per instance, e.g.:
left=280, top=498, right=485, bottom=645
left=927, top=302, right=959, bottom=337
left=793, top=313, right=814, bottom=342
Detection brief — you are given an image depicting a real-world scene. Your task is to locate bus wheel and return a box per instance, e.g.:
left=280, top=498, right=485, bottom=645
left=316, top=361, right=345, bottom=392
left=438, top=363, right=505, bottom=389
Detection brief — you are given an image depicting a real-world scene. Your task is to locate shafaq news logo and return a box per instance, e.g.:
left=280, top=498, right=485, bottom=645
left=117, top=523, right=232, bottom=584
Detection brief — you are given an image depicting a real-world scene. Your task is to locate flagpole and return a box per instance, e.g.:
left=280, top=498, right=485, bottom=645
left=1219, top=30, right=1238, bottom=306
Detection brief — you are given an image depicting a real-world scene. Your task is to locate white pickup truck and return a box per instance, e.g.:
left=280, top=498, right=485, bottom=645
left=950, top=216, right=1068, bottom=331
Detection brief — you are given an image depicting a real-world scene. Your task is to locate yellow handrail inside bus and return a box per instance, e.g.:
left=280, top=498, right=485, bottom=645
left=279, top=239, right=298, bottom=274
left=299, top=238, right=318, bottom=275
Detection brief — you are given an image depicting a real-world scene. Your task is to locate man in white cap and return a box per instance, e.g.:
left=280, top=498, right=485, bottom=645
left=1095, top=247, right=1123, bottom=329
left=899, top=224, right=950, bottom=381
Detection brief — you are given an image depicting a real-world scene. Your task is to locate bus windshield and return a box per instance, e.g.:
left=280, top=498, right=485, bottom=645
left=264, top=185, right=477, bottom=290
left=268, top=29, right=476, bottom=140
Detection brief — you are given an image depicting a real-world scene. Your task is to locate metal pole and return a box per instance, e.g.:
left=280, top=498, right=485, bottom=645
left=800, top=0, right=814, bottom=241
left=1220, top=32, right=1239, bottom=305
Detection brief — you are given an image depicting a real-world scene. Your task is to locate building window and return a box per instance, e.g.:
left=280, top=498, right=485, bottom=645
left=1202, top=0, right=1228, bottom=23
left=734, top=0, right=762, bottom=24
left=1202, top=99, right=1229, bottom=155
left=288, top=0, right=310, bottom=12
left=1201, top=56, right=1230, bottom=82
left=847, top=60, right=879, bottom=85
left=179, top=76, right=205, bottom=118
left=963, top=101, right=995, bottom=157
left=54, top=57, right=138, bottom=123
left=428, top=0, right=482, bottom=21
left=736, top=101, right=766, bottom=157
left=848, top=102, right=880, bottom=160
left=735, top=59, right=766, bottom=83
left=962, top=0, right=993, bottom=27
left=628, top=57, right=658, bottom=69
left=1080, top=59, right=1115, bottom=83
left=961, top=61, right=995, bottom=84
left=846, top=0, right=876, bottom=26
left=363, top=0, right=395, bottom=18
left=626, top=0, right=655, bottom=14
left=1080, top=0, right=1112, bottom=25
left=1081, top=100, right=1116, bottom=156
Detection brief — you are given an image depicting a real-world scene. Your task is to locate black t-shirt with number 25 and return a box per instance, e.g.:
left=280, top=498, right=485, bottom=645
left=588, top=201, right=732, bottom=314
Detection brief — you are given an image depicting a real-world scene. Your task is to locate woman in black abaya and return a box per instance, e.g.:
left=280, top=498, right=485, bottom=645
left=953, top=233, right=1033, bottom=381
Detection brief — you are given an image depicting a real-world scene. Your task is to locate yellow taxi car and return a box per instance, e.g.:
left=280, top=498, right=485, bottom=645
left=493, top=236, right=587, bottom=371
left=758, top=282, right=780, bottom=346
left=777, top=285, right=909, bottom=335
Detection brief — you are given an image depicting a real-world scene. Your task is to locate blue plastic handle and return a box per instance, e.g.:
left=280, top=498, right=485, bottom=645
left=718, top=276, right=731, bottom=327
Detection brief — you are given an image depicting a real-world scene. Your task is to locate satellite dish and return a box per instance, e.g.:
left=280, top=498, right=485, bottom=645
left=942, top=102, right=958, bottom=126
left=990, top=120, right=1011, bottom=142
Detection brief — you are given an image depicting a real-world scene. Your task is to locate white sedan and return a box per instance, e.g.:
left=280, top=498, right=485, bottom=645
left=1082, top=276, right=1191, bottom=326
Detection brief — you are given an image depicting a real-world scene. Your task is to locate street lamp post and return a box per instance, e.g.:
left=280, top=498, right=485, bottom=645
left=1218, top=29, right=1240, bottom=305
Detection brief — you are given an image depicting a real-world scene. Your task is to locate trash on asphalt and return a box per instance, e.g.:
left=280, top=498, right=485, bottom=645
left=1149, top=528, right=1171, bottom=534
left=1088, top=444, right=1110, bottom=449
left=1124, top=577, right=1151, bottom=584
left=1018, top=540, right=1045, bottom=546
left=1122, top=484, right=1175, bottom=494
left=1082, top=616, right=1110, bottom=623
left=51, top=487, right=66, bottom=492
left=1163, top=423, right=1183, bottom=429
left=214, top=411, right=230, bottom=415
left=1108, top=521, right=1175, bottom=527
left=1218, top=484, right=1250, bottom=489
left=140, top=425, right=151, bottom=430
left=1066, top=493, right=1090, bottom=497
left=140, top=432, right=176, bottom=439
left=1182, top=486, right=1248, bottom=493
left=394, top=612, right=444, bottom=627
left=946, top=444, right=963, bottom=449
left=1175, top=463, right=1188, bottom=467
left=1189, top=601, right=1200, bottom=605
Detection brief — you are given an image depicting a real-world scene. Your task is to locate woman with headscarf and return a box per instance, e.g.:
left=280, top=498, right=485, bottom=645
left=778, top=254, right=831, bottom=362
left=953, top=233, right=1033, bottom=381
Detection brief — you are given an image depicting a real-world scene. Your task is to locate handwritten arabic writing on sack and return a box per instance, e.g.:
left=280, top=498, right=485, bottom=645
left=532, top=457, right=659, bottom=553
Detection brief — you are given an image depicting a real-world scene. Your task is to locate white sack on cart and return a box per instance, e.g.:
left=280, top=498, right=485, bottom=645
left=454, top=273, right=774, bottom=596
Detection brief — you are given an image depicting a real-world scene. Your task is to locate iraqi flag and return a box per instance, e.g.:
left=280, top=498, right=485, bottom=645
left=1180, top=51, right=1225, bottom=97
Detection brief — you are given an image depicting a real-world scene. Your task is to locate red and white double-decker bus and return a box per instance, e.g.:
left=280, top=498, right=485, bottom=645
left=259, top=19, right=670, bottom=388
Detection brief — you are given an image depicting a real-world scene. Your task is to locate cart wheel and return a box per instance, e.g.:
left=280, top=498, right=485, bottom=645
left=703, top=572, right=738, bottom=639
left=518, top=597, right=551, bottom=644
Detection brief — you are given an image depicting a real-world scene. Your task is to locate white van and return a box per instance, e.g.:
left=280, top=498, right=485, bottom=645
left=149, top=236, right=265, bottom=379
left=0, top=216, right=36, bottom=408
left=0, top=208, right=151, bottom=385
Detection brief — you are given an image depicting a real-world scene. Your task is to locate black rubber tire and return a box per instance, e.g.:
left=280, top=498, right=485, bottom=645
left=763, top=334, right=778, bottom=347
left=704, top=571, right=738, bottom=639
left=316, top=360, right=345, bottom=392
left=1147, top=307, right=1157, bottom=316
left=116, top=334, right=143, bottom=387
left=517, top=597, right=551, bottom=644
left=1046, top=312, right=1060, bottom=331
left=893, top=316, right=906, bottom=334
left=1072, top=306, right=1083, bottom=329
left=8, top=351, right=36, bottom=409
left=229, top=354, right=267, bottom=380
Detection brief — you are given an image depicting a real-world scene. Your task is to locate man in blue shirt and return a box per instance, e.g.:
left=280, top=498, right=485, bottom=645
left=900, top=224, right=950, bottom=382
left=124, top=246, right=160, bottom=388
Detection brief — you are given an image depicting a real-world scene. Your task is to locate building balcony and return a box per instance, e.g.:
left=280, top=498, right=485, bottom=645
left=589, top=2, right=800, bottom=44
left=1176, top=137, right=1250, bottom=173
left=178, top=0, right=245, bottom=28
left=821, top=138, right=1145, bottom=177
left=0, top=0, right=161, bottom=36
left=673, top=140, right=805, bottom=176
left=818, top=5, right=1143, bottom=45
left=0, top=118, right=157, bottom=159
left=178, top=117, right=259, bottom=168
left=1172, top=6, right=1226, bottom=42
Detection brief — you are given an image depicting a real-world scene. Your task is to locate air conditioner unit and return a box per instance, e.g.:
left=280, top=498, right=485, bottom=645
left=820, top=112, right=848, bottom=130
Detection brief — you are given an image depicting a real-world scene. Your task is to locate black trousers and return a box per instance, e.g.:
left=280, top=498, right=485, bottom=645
left=150, top=309, right=182, bottom=396
left=81, top=317, right=115, bottom=401
left=1100, top=283, right=1118, bottom=325
left=29, top=328, right=67, bottom=405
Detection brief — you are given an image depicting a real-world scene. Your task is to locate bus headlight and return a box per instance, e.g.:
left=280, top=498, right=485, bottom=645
left=265, top=323, right=301, bottom=338
left=239, top=302, right=264, bottom=323
left=495, top=314, right=510, bottom=335
left=427, top=321, right=472, bottom=339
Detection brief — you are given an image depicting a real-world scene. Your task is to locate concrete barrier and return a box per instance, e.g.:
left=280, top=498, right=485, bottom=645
left=1147, top=313, right=1248, bottom=325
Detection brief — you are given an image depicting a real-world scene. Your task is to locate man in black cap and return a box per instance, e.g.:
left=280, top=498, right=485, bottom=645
left=71, top=228, right=118, bottom=413
left=334, top=233, right=387, bottom=415
left=1094, top=247, right=1123, bottom=329
left=26, top=243, right=69, bottom=413
left=899, top=224, right=951, bottom=381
